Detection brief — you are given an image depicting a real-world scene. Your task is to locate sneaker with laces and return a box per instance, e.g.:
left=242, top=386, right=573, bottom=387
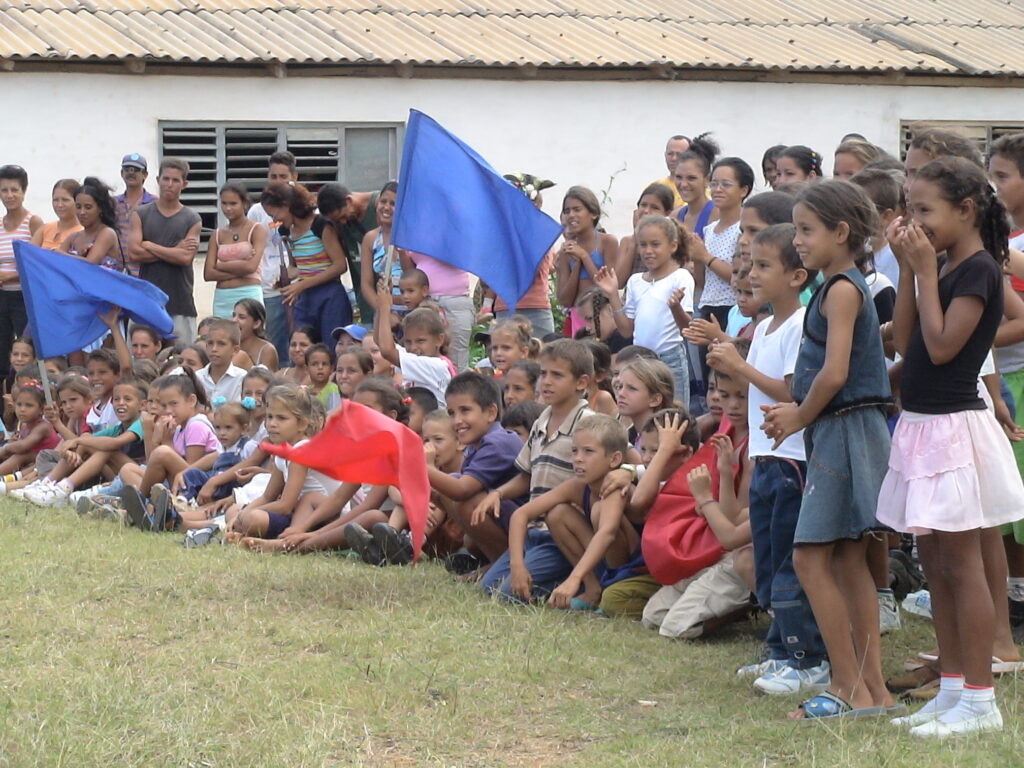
left=372, top=522, right=413, bottom=565
left=11, top=479, right=46, bottom=500
left=879, top=591, right=902, bottom=634
left=903, top=589, right=932, bottom=620
left=345, top=523, right=384, bottom=566
left=753, top=660, right=831, bottom=695
left=737, top=658, right=785, bottom=678
left=25, top=482, right=68, bottom=507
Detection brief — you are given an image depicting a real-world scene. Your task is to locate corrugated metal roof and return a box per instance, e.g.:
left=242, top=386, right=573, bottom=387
left=1, top=1, right=1023, bottom=76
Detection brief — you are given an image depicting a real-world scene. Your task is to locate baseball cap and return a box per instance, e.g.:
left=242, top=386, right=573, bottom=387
left=121, top=153, right=148, bottom=171
left=331, top=324, right=368, bottom=342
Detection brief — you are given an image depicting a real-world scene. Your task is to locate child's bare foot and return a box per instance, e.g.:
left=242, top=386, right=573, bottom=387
left=225, top=530, right=243, bottom=544
left=577, top=585, right=603, bottom=609
left=244, top=538, right=287, bottom=554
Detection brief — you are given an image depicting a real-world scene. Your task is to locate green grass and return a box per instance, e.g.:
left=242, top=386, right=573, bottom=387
left=0, top=500, right=1020, bottom=767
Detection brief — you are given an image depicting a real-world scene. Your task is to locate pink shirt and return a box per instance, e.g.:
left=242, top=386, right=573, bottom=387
left=172, top=414, right=221, bottom=458
left=410, top=252, right=469, bottom=296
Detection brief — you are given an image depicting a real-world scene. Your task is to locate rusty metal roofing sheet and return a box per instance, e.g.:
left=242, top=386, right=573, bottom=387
left=0, top=1, right=1021, bottom=76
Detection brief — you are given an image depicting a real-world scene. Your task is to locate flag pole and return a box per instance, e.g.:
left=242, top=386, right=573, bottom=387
left=37, top=360, right=53, bottom=407
left=382, top=244, right=397, bottom=291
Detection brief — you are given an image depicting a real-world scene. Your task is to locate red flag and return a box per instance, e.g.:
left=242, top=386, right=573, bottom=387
left=260, top=400, right=430, bottom=561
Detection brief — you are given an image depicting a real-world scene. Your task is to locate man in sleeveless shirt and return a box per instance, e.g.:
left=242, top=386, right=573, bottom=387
left=127, top=157, right=202, bottom=344
left=318, top=183, right=378, bottom=327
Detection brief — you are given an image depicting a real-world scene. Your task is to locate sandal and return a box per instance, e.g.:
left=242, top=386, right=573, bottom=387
left=796, top=691, right=887, bottom=720
left=150, top=485, right=171, bottom=533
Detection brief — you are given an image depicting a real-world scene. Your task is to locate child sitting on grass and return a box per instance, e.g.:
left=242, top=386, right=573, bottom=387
left=4, top=373, right=93, bottom=497
left=509, top=413, right=633, bottom=609
left=0, top=381, right=60, bottom=488
left=641, top=433, right=755, bottom=639
left=476, top=339, right=596, bottom=599
left=598, top=409, right=698, bottom=619
left=22, top=377, right=147, bottom=509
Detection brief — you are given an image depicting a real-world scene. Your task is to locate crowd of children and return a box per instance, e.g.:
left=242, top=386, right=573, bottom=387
left=5, top=128, right=1024, bottom=736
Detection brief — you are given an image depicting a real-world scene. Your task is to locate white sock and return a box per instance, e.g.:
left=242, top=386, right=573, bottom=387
left=56, top=479, right=73, bottom=492
left=1008, top=577, right=1024, bottom=603
left=916, top=674, right=963, bottom=715
left=938, top=684, right=995, bottom=724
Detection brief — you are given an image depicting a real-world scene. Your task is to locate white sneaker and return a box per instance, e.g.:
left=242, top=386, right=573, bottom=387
left=910, top=707, right=1003, bottom=738
left=891, top=706, right=948, bottom=728
left=737, top=658, right=785, bottom=678
left=754, top=660, right=831, bottom=695
left=9, top=479, right=44, bottom=500
left=69, top=486, right=104, bottom=505
left=903, top=589, right=932, bottom=620
left=879, top=592, right=901, bottom=634
left=26, top=482, right=69, bottom=507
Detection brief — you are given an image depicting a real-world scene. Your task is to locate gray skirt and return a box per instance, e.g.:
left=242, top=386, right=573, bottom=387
left=794, top=405, right=891, bottom=545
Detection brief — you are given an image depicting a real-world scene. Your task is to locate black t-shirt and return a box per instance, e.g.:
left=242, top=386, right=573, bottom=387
left=137, top=202, right=202, bottom=317
left=901, top=251, right=1003, bottom=414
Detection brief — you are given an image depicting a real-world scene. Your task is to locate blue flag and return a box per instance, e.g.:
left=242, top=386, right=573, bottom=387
left=392, top=110, right=563, bottom=309
left=14, top=240, right=174, bottom=359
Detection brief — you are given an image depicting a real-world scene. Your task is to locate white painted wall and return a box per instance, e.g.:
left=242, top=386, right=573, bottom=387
left=9, top=70, right=1024, bottom=312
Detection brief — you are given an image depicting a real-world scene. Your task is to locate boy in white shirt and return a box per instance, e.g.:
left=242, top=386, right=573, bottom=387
left=707, top=224, right=828, bottom=695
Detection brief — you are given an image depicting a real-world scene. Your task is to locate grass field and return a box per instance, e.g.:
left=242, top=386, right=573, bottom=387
left=0, top=500, right=1020, bottom=767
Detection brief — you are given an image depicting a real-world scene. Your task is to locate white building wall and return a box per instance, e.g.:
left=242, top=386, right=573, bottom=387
left=12, top=70, right=1024, bottom=238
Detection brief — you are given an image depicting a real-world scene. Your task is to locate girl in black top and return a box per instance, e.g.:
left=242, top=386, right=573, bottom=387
left=880, top=156, right=1024, bottom=737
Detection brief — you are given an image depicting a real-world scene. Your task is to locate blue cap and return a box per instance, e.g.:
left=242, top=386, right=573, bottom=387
left=331, top=324, right=367, bottom=342
left=121, top=153, right=147, bottom=171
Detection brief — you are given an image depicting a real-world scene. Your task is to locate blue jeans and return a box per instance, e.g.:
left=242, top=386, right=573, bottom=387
left=481, top=529, right=572, bottom=601
left=748, top=457, right=825, bottom=668
left=294, top=280, right=352, bottom=360
left=496, top=307, right=554, bottom=338
left=263, top=293, right=290, bottom=364
left=660, top=341, right=689, bottom=412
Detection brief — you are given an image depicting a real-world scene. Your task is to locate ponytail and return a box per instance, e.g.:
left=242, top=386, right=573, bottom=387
left=916, top=156, right=1011, bottom=264
left=159, top=366, right=209, bottom=410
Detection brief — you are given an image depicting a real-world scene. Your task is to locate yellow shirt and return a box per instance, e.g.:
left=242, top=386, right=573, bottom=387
left=649, top=176, right=684, bottom=209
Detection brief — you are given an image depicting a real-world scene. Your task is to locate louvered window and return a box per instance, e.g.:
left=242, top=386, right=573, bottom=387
left=899, top=120, right=1024, bottom=160
left=159, top=122, right=402, bottom=245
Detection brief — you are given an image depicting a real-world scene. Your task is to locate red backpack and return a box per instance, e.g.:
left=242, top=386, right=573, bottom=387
left=642, top=417, right=746, bottom=586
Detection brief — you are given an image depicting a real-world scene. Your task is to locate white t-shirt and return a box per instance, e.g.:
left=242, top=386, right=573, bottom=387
left=747, top=308, right=806, bottom=461
left=273, top=439, right=343, bottom=496
left=86, top=399, right=117, bottom=431
left=248, top=203, right=283, bottom=298
left=874, top=243, right=899, bottom=288
left=699, top=220, right=740, bottom=308
left=397, top=347, right=451, bottom=403
left=196, top=364, right=247, bottom=404
left=623, top=267, right=695, bottom=354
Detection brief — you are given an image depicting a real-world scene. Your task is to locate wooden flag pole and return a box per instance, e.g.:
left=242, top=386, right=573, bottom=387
left=37, top=359, right=53, bottom=407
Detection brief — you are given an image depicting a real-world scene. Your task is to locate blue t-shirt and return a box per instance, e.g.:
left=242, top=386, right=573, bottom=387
left=458, top=422, right=525, bottom=502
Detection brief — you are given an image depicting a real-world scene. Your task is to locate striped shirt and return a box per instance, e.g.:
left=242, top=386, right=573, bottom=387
left=291, top=216, right=333, bottom=279
left=0, top=211, right=35, bottom=291
left=515, top=399, right=594, bottom=500
left=115, top=190, right=155, bottom=277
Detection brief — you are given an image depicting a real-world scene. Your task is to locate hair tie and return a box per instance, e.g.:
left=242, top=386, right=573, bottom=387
left=241, top=396, right=257, bottom=411
left=402, top=397, right=413, bottom=405
left=212, top=396, right=227, bottom=408
left=20, top=379, right=42, bottom=391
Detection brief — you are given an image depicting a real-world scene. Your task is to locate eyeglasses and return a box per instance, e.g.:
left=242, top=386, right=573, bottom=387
left=121, top=166, right=143, bottom=174
left=709, top=180, right=737, bottom=190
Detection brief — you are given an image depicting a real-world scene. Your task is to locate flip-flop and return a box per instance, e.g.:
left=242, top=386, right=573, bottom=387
left=885, top=702, right=909, bottom=716
left=120, top=487, right=150, bottom=530
left=796, top=691, right=888, bottom=721
left=568, top=597, right=600, bottom=612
